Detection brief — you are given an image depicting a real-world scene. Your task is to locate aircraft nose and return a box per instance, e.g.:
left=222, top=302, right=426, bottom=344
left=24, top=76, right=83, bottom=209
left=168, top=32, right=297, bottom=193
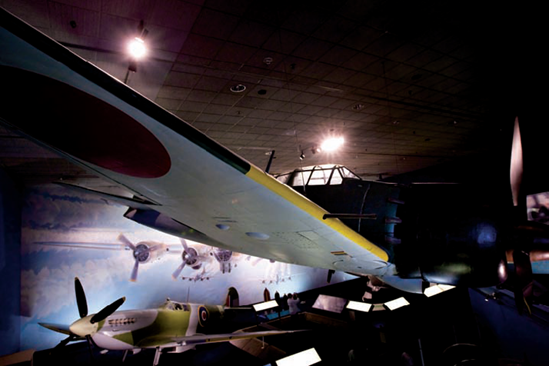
left=69, top=316, right=97, bottom=337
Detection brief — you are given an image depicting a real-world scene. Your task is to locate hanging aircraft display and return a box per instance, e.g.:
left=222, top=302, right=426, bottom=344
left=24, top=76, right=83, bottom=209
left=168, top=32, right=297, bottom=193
left=40, top=277, right=302, bottom=366
left=1, top=8, right=549, bottom=304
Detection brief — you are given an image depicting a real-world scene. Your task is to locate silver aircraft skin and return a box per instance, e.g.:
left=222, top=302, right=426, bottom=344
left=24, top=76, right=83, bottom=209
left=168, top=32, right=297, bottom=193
left=0, top=8, right=540, bottom=298
left=0, top=7, right=406, bottom=291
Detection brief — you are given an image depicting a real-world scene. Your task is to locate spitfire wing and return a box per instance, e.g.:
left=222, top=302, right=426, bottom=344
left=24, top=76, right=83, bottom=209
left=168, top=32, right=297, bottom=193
left=0, top=9, right=389, bottom=278
left=170, top=330, right=306, bottom=346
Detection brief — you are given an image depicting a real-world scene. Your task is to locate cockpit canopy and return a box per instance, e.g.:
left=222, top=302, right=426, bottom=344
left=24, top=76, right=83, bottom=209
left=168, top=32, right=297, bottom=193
left=161, top=299, right=190, bottom=311
left=275, top=164, right=361, bottom=187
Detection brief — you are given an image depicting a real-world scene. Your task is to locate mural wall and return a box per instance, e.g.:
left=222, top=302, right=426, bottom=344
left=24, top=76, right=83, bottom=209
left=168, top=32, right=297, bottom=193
left=20, top=184, right=355, bottom=351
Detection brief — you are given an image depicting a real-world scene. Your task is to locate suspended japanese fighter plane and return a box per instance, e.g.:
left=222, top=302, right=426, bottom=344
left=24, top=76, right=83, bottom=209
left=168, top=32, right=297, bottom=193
left=1, top=8, right=549, bottom=299
left=40, top=278, right=301, bottom=366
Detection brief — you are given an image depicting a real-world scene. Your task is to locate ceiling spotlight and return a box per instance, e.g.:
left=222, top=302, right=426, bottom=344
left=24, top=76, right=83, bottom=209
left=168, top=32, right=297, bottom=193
left=128, top=37, right=147, bottom=59
left=230, top=84, right=246, bottom=93
left=320, top=137, right=344, bottom=152
left=299, top=151, right=305, bottom=160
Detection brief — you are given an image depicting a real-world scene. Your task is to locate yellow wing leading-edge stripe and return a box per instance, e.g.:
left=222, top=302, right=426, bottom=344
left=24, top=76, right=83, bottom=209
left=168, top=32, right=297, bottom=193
left=246, top=165, right=389, bottom=261
left=0, top=9, right=388, bottom=262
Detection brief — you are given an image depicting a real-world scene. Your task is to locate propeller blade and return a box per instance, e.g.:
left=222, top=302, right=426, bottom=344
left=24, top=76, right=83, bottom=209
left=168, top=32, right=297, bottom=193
left=510, top=116, right=523, bottom=207
left=181, top=239, right=189, bottom=251
left=90, top=297, right=126, bottom=324
left=130, top=259, right=139, bottom=282
left=74, top=277, right=88, bottom=318
left=118, top=233, right=136, bottom=250
left=172, top=262, right=186, bottom=279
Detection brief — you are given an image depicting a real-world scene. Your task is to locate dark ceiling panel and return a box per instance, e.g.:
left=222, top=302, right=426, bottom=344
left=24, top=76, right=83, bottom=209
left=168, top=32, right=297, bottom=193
left=1, top=0, right=545, bottom=187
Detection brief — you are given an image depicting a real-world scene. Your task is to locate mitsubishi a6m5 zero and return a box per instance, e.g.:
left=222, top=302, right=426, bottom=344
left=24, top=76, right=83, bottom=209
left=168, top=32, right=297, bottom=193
left=1, top=8, right=548, bottom=311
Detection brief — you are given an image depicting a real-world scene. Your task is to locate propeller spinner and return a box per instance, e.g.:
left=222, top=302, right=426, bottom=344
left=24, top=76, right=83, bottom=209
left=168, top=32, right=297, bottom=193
left=118, top=234, right=164, bottom=281
left=172, top=239, right=205, bottom=279
left=51, top=277, right=126, bottom=351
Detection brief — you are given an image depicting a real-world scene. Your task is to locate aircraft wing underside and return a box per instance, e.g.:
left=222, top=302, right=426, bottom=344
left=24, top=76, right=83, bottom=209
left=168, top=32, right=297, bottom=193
left=138, top=330, right=304, bottom=349
left=0, top=9, right=398, bottom=283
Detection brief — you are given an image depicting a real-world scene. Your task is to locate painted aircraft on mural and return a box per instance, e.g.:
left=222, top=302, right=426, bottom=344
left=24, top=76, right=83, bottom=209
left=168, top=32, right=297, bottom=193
left=40, top=278, right=300, bottom=366
left=35, top=235, right=215, bottom=282
left=2, top=8, right=549, bottom=309
left=35, top=235, right=249, bottom=282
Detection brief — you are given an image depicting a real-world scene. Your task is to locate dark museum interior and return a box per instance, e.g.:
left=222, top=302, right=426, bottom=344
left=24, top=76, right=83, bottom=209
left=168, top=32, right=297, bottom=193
left=1, top=1, right=549, bottom=365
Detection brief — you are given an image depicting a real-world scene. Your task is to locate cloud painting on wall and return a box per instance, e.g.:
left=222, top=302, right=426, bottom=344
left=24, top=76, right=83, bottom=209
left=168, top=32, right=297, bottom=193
left=20, top=184, right=356, bottom=350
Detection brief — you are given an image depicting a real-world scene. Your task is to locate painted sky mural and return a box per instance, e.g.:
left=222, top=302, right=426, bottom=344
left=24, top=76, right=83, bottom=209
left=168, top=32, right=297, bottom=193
left=20, top=184, right=356, bottom=351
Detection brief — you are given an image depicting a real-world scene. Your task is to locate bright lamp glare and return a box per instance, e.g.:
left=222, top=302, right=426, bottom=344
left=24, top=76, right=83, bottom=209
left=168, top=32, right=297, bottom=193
left=320, top=137, right=344, bottom=152
left=276, top=348, right=321, bottom=366
left=128, top=37, right=146, bottom=59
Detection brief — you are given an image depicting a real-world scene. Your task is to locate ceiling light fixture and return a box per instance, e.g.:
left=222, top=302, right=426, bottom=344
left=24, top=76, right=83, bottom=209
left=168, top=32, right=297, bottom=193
left=128, top=37, right=147, bottom=59
left=320, top=137, right=344, bottom=152
left=125, top=20, right=149, bottom=83
left=230, top=84, right=246, bottom=93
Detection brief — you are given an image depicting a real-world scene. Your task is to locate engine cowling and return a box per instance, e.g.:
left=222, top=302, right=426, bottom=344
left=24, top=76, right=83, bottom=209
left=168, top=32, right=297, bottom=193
left=394, top=183, right=509, bottom=287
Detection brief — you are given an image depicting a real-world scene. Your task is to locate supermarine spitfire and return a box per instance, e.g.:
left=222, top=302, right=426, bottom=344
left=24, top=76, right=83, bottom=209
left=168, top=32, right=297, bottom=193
left=40, top=278, right=301, bottom=365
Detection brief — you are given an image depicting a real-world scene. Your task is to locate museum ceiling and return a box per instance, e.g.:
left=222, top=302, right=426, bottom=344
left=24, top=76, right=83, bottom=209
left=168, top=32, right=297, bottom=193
left=0, top=0, right=545, bottom=191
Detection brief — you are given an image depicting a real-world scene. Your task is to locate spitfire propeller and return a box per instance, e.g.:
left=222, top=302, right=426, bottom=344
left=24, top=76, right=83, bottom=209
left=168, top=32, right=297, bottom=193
left=40, top=277, right=125, bottom=354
